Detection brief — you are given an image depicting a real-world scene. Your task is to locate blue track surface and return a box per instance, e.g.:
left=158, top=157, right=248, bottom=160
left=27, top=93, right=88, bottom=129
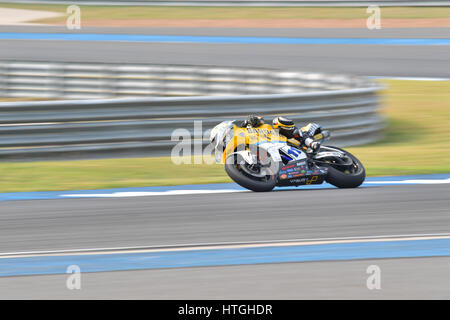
left=1, top=238, right=450, bottom=276
left=1, top=33, right=450, bottom=45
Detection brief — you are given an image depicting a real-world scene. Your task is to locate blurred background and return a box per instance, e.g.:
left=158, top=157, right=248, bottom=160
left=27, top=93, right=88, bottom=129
left=0, top=0, right=449, bottom=299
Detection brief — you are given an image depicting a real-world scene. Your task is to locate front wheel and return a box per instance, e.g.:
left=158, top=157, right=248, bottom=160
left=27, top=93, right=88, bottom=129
left=224, top=154, right=276, bottom=192
left=317, top=146, right=365, bottom=188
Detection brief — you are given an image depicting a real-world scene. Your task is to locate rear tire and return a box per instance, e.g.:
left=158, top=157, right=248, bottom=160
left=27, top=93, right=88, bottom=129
left=322, top=147, right=365, bottom=188
left=225, top=155, right=276, bottom=192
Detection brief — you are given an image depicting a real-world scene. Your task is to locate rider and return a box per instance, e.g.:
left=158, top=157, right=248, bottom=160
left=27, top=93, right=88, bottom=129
left=241, top=114, right=322, bottom=151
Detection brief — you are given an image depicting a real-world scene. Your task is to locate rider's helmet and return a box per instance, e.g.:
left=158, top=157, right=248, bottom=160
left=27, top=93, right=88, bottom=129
left=245, top=114, right=265, bottom=127
left=272, top=116, right=296, bottom=138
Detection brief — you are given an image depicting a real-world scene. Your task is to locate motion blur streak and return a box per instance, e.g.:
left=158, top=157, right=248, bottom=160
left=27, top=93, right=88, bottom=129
left=0, top=174, right=449, bottom=201
left=0, top=184, right=449, bottom=253
left=1, top=27, right=449, bottom=77
left=1, top=236, right=450, bottom=276
left=1, top=32, right=450, bottom=45
left=0, top=9, right=449, bottom=298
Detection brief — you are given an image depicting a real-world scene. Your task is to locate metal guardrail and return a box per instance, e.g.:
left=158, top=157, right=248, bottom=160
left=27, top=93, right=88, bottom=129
left=2, top=0, right=450, bottom=6
left=0, top=61, right=368, bottom=99
left=0, top=61, right=384, bottom=161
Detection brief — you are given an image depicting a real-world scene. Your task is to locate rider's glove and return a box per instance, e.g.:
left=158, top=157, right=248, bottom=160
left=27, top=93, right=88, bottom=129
left=304, top=137, right=320, bottom=151
left=310, top=141, right=321, bottom=151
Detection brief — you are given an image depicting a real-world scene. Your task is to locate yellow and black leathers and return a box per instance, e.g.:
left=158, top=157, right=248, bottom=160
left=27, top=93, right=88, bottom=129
left=272, top=116, right=322, bottom=150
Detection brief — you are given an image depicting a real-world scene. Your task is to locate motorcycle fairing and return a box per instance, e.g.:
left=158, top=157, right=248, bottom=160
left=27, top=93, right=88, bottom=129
left=220, top=124, right=289, bottom=164
left=277, top=159, right=328, bottom=187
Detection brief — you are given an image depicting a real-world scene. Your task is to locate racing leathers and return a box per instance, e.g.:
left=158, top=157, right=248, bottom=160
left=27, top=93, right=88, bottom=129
left=241, top=115, right=322, bottom=151
left=278, top=119, right=321, bottom=151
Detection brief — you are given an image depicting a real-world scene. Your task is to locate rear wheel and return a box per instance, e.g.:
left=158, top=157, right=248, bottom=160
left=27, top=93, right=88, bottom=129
left=316, top=146, right=365, bottom=188
left=225, top=154, right=276, bottom=192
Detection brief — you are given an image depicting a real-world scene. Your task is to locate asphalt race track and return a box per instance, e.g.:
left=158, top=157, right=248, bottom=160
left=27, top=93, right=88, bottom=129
left=1, top=26, right=450, bottom=77
left=0, top=183, right=450, bottom=299
left=1, top=184, right=449, bottom=253
left=1, top=25, right=450, bottom=299
left=3, top=257, right=450, bottom=299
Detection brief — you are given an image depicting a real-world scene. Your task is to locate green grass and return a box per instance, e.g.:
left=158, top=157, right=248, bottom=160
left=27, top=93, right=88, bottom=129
left=0, top=157, right=229, bottom=193
left=1, top=3, right=449, bottom=23
left=0, top=79, right=449, bottom=193
left=347, top=80, right=450, bottom=176
left=0, top=98, right=57, bottom=102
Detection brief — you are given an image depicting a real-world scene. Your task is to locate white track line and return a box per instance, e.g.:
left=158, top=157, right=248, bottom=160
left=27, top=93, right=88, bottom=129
left=58, top=178, right=450, bottom=198
left=2, top=233, right=450, bottom=259
left=366, top=178, right=450, bottom=184
left=60, top=189, right=246, bottom=198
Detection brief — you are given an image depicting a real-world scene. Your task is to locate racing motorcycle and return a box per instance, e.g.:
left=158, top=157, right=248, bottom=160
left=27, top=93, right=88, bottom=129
left=210, top=120, right=365, bottom=192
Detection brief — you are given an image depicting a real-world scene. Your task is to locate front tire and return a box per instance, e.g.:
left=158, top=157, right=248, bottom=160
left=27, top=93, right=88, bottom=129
left=321, top=147, right=365, bottom=188
left=225, top=155, right=276, bottom=192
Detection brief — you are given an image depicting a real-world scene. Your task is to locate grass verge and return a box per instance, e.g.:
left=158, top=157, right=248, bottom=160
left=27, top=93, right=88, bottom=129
left=0, top=98, right=57, bottom=102
left=347, top=80, right=450, bottom=176
left=0, top=79, right=449, bottom=193
left=1, top=3, right=450, bottom=23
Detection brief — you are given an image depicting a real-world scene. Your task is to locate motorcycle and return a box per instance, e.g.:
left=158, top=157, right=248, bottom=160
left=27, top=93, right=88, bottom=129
left=209, top=120, right=365, bottom=192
